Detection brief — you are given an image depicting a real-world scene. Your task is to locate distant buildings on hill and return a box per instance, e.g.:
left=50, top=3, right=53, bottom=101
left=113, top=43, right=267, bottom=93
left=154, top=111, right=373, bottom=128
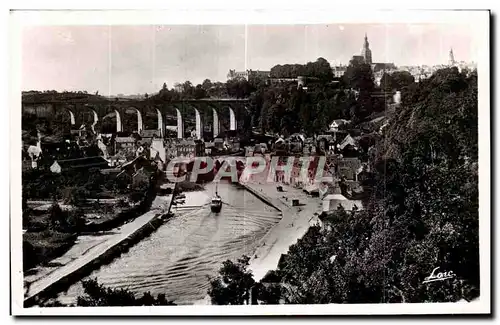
left=227, top=69, right=270, bottom=81
left=331, top=36, right=476, bottom=87
left=223, top=33, right=477, bottom=88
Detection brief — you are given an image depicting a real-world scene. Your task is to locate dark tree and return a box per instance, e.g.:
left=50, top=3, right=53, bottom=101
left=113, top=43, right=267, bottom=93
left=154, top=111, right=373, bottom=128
left=343, top=60, right=375, bottom=92
left=208, top=255, right=255, bottom=305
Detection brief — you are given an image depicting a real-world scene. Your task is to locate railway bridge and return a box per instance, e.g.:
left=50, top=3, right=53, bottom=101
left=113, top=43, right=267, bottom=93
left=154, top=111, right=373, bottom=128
left=22, top=97, right=250, bottom=139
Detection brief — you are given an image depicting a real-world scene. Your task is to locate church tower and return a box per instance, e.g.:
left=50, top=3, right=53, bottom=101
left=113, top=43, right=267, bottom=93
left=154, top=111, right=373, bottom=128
left=361, top=33, right=372, bottom=65
left=448, top=48, right=456, bottom=66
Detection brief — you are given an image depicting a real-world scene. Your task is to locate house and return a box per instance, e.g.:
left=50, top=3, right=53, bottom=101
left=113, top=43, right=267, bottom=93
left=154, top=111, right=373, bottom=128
left=150, top=138, right=166, bottom=164
left=116, top=155, right=155, bottom=185
left=70, top=129, right=88, bottom=138
left=139, top=129, right=162, bottom=145
left=164, top=140, right=179, bottom=160
left=303, top=138, right=317, bottom=156
left=107, top=155, right=127, bottom=167
left=41, top=141, right=80, bottom=160
left=329, top=119, right=350, bottom=132
left=332, top=65, right=348, bottom=79
left=214, top=138, right=225, bottom=151
left=149, top=149, right=165, bottom=171
left=273, top=138, right=287, bottom=155
left=316, top=135, right=334, bottom=154
left=337, top=158, right=362, bottom=181
left=114, top=136, right=137, bottom=157
left=26, top=143, right=42, bottom=169
left=356, top=164, right=371, bottom=183
left=288, top=133, right=305, bottom=153
left=245, top=146, right=255, bottom=157
left=338, top=134, right=358, bottom=155
left=50, top=156, right=109, bottom=174
left=205, top=142, right=215, bottom=155
left=227, top=69, right=270, bottom=81
left=254, top=143, right=268, bottom=155
left=175, top=139, right=205, bottom=158
left=226, top=137, right=241, bottom=152
left=339, top=134, right=357, bottom=150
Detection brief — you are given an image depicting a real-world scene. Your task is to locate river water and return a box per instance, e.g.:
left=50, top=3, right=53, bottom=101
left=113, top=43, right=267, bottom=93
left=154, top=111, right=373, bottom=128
left=56, top=181, right=281, bottom=305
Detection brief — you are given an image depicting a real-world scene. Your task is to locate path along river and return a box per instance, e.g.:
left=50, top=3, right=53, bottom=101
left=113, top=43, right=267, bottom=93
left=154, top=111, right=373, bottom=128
left=56, top=181, right=281, bottom=305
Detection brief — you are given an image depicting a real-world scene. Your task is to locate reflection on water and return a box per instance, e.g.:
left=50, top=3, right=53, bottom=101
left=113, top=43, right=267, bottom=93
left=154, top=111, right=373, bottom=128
left=57, top=182, right=281, bottom=305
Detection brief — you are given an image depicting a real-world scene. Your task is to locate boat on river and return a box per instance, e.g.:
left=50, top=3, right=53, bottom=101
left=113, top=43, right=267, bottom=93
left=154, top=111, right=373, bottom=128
left=210, top=183, right=222, bottom=213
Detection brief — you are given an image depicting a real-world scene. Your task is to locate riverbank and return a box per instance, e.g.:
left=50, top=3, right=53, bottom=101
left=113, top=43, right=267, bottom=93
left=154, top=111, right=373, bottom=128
left=23, top=231, right=78, bottom=271
left=242, top=181, right=322, bottom=282
left=193, top=180, right=322, bottom=305
left=24, top=191, right=175, bottom=307
left=176, top=180, right=205, bottom=192
left=57, top=181, right=280, bottom=306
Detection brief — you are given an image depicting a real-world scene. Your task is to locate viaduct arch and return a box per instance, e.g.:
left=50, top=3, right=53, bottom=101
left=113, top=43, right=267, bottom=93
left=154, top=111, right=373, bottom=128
left=22, top=98, right=248, bottom=139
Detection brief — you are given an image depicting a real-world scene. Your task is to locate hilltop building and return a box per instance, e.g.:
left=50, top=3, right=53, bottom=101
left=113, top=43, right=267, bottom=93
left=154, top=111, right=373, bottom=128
left=227, top=69, right=270, bottom=81
left=361, top=33, right=372, bottom=65
left=350, top=34, right=396, bottom=73
left=332, top=64, right=348, bottom=78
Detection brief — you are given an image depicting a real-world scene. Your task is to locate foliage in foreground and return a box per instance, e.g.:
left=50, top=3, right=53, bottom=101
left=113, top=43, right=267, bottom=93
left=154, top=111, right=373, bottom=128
left=77, top=279, right=176, bottom=306
left=208, top=256, right=255, bottom=305
left=208, top=67, right=479, bottom=304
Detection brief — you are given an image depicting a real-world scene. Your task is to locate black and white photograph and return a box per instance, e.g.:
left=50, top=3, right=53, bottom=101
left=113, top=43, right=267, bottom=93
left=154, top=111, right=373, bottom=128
left=9, top=9, right=490, bottom=316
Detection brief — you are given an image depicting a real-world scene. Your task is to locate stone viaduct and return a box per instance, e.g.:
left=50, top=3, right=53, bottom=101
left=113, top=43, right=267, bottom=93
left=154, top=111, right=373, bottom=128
left=22, top=97, right=250, bottom=139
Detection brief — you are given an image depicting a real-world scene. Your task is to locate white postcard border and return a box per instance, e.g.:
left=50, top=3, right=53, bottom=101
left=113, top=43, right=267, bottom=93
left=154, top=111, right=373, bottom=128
left=9, top=9, right=491, bottom=316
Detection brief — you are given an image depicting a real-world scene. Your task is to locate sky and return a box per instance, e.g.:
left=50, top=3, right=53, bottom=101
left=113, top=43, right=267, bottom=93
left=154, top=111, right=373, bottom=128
left=22, top=23, right=480, bottom=95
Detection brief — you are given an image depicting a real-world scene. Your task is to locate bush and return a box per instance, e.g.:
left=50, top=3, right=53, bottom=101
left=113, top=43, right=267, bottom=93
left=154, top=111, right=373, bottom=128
left=208, top=255, right=255, bottom=305
left=77, top=279, right=176, bottom=306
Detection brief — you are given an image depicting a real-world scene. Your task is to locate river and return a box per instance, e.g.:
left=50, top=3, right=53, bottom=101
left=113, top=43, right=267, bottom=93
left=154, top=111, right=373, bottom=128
left=56, top=181, right=281, bottom=305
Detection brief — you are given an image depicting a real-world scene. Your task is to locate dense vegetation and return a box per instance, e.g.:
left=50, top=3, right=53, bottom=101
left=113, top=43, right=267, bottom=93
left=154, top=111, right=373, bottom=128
left=208, top=67, right=479, bottom=304
left=77, top=279, right=176, bottom=306
left=23, top=168, right=128, bottom=201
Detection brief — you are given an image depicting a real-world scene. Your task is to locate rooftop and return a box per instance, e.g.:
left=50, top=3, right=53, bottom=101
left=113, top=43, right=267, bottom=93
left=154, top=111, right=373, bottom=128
left=115, top=137, right=136, bottom=143
left=53, top=156, right=109, bottom=169
left=140, top=129, right=161, bottom=138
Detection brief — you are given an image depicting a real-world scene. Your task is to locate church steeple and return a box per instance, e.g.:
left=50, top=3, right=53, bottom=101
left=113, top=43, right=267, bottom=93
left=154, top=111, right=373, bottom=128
left=448, top=47, right=456, bottom=66
left=361, top=33, right=372, bottom=65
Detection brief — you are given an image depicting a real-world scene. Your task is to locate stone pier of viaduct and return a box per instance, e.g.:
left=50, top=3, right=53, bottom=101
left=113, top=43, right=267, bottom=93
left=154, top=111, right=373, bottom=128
left=22, top=98, right=250, bottom=139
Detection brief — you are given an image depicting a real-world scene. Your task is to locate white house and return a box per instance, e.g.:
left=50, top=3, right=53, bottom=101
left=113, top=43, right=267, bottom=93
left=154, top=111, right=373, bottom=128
left=150, top=138, right=166, bottom=163
left=338, top=134, right=358, bottom=151
left=329, top=119, right=350, bottom=132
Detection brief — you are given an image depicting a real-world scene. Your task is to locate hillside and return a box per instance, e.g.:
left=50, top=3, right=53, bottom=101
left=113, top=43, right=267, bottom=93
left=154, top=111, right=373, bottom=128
left=233, top=67, right=480, bottom=304
left=378, top=67, right=477, bottom=162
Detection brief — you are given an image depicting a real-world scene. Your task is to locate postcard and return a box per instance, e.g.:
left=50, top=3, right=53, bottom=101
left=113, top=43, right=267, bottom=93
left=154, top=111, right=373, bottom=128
left=10, top=9, right=490, bottom=316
